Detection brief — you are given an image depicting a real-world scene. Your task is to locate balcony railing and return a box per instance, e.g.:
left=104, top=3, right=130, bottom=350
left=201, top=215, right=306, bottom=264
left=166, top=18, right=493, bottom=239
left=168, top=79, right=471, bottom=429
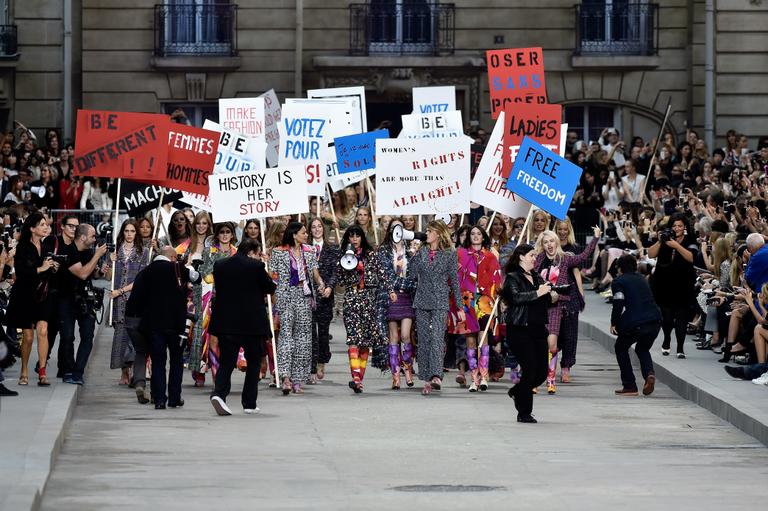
left=0, top=25, right=18, bottom=57
left=154, top=3, right=237, bottom=57
left=350, top=2, right=455, bottom=56
left=575, top=3, right=658, bottom=56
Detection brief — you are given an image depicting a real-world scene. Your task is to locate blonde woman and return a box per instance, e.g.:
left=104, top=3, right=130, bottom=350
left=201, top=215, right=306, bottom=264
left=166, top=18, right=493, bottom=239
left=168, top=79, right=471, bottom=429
left=534, top=225, right=601, bottom=393
left=526, top=209, right=551, bottom=244
left=354, top=206, right=377, bottom=242
left=186, top=211, right=213, bottom=385
left=407, top=221, right=463, bottom=395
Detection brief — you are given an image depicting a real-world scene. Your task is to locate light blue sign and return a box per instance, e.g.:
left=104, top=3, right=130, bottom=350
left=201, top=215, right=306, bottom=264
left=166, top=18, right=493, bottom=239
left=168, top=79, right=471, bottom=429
left=505, top=136, right=582, bottom=220
left=334, top=129, right=389, bottom=174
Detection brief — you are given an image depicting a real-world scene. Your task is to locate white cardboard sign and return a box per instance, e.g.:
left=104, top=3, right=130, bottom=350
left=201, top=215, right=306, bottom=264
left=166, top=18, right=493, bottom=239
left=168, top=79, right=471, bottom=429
left=259, top=89, right=281, bottom=167
left=203, top=119, right=266, bottom=173
left=375, top=137, right=471, bottom=215
left=412, top=86, right=456, bottom=114
left=399, top=110, right=464, bottom=139
left=307, top=86, right=368, bottom=132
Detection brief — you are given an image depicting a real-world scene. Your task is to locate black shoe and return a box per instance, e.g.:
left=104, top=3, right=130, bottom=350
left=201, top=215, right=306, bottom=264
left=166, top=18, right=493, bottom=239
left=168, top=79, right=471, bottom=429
left=724, top=365, right=747, bottom=380
left=0, top=383, right=19, bottom=396
left=507, top=387, right=516, bottom=399
left=517, top=415, right=537, bottom=423
left=155, top=403, right=166, bottom=410
left=168, top=399, right=184, bottom=408
left=718, top=343, right=735, bottom=363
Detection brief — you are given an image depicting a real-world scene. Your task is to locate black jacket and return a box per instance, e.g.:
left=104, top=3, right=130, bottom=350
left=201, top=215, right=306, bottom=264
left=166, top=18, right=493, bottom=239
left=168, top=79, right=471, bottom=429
left=501, top=268, right=552, bottom=327
left=208, top=254, right=277, bottom=338
left=138, top=257, right=197, bottom=334
left=610, top=272, right=662, bottom=333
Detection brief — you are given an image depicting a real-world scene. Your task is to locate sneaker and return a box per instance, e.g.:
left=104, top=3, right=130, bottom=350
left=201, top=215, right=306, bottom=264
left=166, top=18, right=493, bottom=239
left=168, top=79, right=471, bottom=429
left=243, top=407, right=261, bottom=414
left=615, top=387, right=639, bottom=396
left=661, top=348, right=670, bottom=356
left=468, top=381, right=478, bottom=392
left=642, top=374, right=656, bottom=396
left=751, top=372, right=768, bottom=385
left=676, top=352, right=686, bottom=359
left=63, top=374, right=76, bottom=384
left=0, top=383, right=19, bottom=396
left=517, top=415, right=538, bottom=423
left=210, top=395, right=233, bottom=416
left=479, top=378, right=488, bottom=392
left=135, top=386, right=149, bottom=405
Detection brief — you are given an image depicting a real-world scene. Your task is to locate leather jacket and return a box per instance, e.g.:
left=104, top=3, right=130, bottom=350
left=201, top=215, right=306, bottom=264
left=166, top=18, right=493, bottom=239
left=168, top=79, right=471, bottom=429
left=501, top=268, right=551, bottom=327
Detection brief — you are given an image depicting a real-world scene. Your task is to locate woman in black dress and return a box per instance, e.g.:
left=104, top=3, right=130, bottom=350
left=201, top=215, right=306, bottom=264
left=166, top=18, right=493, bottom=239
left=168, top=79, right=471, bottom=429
left=6, top=212, right=59, bottom=386
left=502, top=244, right=557, bottom=423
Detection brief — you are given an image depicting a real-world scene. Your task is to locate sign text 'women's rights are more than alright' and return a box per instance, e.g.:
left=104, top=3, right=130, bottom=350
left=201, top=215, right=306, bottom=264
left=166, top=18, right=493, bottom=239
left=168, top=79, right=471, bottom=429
left=506, top=137, right=582, bottom=220
left=375, top=137, right=471, bottom=216
left=208, top=165, right=308, bottom=222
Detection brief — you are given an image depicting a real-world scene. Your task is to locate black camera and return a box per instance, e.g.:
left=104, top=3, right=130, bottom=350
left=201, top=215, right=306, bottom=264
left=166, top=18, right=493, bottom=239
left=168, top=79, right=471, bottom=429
left=46, top=253, right=69, bottom=265
left=659, top=229, right=673, bottom=242
left=75, top=283, right=105, bottom=316
left=551, top=284, right=572, bottom=295
left=95, top=222, right=114, bottom=248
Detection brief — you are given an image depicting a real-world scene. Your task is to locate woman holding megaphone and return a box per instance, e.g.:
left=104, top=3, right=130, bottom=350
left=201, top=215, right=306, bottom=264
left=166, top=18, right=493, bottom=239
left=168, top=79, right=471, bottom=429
left=337, top=225, right=395, bottom=394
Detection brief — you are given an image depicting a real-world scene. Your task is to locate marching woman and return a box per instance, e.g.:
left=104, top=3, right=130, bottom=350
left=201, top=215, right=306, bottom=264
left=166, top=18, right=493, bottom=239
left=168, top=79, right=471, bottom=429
left=159, top=210, right=192, bottom=255
left=185, top=211, right=213, bottom=386
left=194, top=223, right=237, bottom=385
left=337, top=225, right=395, bottom=393
left=270, top=222, right=327, bottom=395
left=106, top=219, right=147, bottom=385
left=378, top=220, right=417, bottom=389
left=407, top=221, right=463, bottom=395
left=309, top=217, right=338, bottom=383
left=534, top=225, right=601, bottom=394
left=526, top=209, right=551, bottom=244
left=502, top=244, right=557, bottom=423
left=450, top=225, right=502, bottom=392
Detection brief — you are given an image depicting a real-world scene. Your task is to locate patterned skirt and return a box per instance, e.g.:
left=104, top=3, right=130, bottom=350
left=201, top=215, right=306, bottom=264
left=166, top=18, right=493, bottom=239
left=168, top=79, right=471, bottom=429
left=343, top=287, right=385, bottom=348
left=387, top=291, right=415, bottom=321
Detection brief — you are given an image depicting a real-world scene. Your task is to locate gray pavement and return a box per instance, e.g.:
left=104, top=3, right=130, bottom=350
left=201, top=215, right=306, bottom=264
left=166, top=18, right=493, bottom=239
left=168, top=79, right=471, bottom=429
left=34, top=320, right=768, bottom=511
left=580, top=291, right=768, bottom=445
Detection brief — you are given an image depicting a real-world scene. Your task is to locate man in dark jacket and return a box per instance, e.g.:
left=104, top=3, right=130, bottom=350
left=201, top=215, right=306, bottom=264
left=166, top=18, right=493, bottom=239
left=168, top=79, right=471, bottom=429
left=611, top=254, right=662, bottom=396
left=141, top=247, right=199, bottom=410
left=209, top=238, right=277, bottom=416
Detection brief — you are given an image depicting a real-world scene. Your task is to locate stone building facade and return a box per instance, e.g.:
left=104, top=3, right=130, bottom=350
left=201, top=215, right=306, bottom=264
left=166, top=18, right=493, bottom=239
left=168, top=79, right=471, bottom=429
left=2, top=0, right=766, bottom=149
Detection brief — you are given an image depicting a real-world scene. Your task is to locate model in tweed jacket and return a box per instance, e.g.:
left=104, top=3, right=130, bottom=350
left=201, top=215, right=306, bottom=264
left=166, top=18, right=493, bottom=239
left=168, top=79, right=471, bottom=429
left=406, top=221, right=464, bottom=395
left=309, top=217, right=339, bottom=381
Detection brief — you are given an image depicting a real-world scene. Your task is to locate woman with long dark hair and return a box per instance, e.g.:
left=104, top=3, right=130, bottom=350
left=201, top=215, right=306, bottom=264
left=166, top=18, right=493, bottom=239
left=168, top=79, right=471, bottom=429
left=336, top=224, right=394, bottom=393
left=105, top=219, right=147, bottom=384
left=160, top=210, right=192, bottom=255
left=309, top=217, right=338, bottom=383
left=502, top=244, right=557, bottom=423
left=6, top=212, right=57, bottom=386
left=648, top=212, right=697, bottom=358
left=450, top=225, right=502, bottom=392
left=270, top=222, right=327, bottom=394
left=407, top=221, right=463, bottom=395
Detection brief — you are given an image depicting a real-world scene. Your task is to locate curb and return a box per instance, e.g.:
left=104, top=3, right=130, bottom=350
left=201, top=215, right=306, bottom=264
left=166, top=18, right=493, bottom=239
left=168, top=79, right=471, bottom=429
left=579, top=319, right=768, bottom=446
left=2, top=321, right=105, bottom=511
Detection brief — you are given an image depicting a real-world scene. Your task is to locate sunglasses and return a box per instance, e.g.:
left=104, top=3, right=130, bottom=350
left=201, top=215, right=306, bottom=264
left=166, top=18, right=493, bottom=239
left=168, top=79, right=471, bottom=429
left=219, top=230, right=232, bottom=235
left=514, top=224, right=524, bottom=229
left=172, top=217, right=187, bottom=223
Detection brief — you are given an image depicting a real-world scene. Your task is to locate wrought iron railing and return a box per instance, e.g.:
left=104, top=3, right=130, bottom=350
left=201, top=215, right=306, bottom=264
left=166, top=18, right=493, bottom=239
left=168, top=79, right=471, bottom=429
left=350, top=2, right=455, bottom=56
left=575, top=3, right=658, bottom=56
left=0, top=25, right=18, bottom=56
left=154, top=3, right=237, bottom=57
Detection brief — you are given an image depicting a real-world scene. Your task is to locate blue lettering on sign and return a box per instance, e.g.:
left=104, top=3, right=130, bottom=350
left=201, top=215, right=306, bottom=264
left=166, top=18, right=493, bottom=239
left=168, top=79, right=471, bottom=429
left=505, top=136, right=582, bottom=220
left=418, top=104, right=449, bottom=113
left=334, top=129, right=390, bottom=175
left=492, top=74, right=543, bottom=92
left=283, top=118, right=326, bottom=138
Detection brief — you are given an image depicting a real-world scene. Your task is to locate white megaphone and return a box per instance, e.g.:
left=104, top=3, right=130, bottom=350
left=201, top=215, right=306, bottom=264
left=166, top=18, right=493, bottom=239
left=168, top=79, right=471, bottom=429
left=434, top=213, right=452, bottom=225
left=30, top=186, right=46, bottom=198
left=340, top=244, right=359, bottom=271
left=392, top=224, right=427, bottom=244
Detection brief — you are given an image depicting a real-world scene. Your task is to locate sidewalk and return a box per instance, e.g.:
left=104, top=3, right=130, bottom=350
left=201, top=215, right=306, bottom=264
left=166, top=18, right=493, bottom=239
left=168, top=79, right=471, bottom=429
left=579, top=291, right=768, bottom=446
left=0, top=322, right=106, bottom=511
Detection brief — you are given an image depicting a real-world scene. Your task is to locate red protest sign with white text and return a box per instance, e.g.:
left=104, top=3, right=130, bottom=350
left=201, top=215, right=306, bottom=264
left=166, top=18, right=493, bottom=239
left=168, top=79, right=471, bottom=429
left=487, top=47, right=547, bottom=120
left=74, top=110, right=171, bottom=181
left=502, top=103, right=562, bottom=178
left=159, top=124, right=219, bottom=195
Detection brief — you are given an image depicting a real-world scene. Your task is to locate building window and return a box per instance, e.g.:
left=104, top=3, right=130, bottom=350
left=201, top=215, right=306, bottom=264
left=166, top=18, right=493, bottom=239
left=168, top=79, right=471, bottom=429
left=575, top=1, right=658, bottom=56
left=163, top=103, right=218, bottom=128
left=565, top=104, right=617, bottom=143
left=349, top=1, right=455, bottom=56
left=154, top=1, right=238, bottom=57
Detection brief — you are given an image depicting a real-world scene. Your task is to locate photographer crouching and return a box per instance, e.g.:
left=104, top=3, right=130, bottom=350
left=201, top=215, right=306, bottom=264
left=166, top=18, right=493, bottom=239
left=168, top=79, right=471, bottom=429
left=59, top=224, right=108, bottom=385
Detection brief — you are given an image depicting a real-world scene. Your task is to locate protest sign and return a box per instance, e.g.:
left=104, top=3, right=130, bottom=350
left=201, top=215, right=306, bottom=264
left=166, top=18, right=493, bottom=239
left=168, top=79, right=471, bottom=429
left=218, top=97, right=265, bottom=139
left=487, top=47, right=547, bottom=119
left=412, top=86, right=456, bottom=114
left=121, top=180, right=183, bottom=217
left=259, top=89, right=282, bottom=167
left=308, top=86, right=367, bottom=132
left=471, top=143, right=485, bottom=181
left=159, top=124, right=219, bottom=195
left=400, top=110, right=463, bottom=140
left=502, top=103, right=562, bottom=178
left=334, top=129, right=389, bottom=174
left=375, top=137, right=471, bottom=216
left=203, top=120, right=266, bottom=173
left=470, top=112, right=532, bottom=219
left=208, top=165, right=308, bottom=222
left=181, top=191, right=212, bottom=212
left=74, top=110, right=170, bottom=181
left=505, top=137, right=582, bottom=220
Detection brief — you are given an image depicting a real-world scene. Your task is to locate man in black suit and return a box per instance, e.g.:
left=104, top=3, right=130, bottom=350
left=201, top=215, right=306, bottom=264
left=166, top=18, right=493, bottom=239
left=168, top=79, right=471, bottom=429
left=209, top=238, right=276, bottom=416
left=140, top=247, right=199, bottom=409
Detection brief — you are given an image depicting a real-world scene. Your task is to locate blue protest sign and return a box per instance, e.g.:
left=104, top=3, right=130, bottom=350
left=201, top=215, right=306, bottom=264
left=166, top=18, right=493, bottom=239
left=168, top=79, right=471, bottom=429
left=505, top=136, right=582, bottom=220
left=334, top=129, right=389, bottom=174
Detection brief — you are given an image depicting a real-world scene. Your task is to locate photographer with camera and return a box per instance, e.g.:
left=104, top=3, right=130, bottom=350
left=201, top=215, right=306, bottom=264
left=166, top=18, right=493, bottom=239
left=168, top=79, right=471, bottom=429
left=60, top=224, right=108, bottom=385
left=0, top=238, right=19, bottom=396
left=648, top=213, right=698, bottom=358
